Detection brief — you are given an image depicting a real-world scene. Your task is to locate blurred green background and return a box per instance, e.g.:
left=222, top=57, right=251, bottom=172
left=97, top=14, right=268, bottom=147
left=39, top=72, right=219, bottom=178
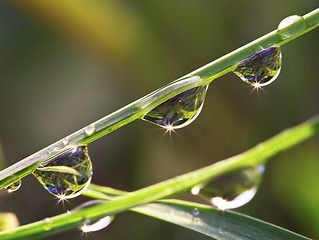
left=0, top=0, right=318, bottom=239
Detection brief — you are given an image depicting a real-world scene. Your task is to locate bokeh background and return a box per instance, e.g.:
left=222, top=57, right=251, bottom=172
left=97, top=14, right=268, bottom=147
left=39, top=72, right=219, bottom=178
left=0, top=1, right=318, bottom=239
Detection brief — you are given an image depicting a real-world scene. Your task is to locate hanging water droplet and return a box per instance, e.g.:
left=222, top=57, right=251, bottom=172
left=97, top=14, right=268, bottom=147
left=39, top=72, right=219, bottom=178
left=85, top=124, right=96, bottom=136
left=72, top=200, right=114, bottom=233
left=233, top=47, right=282, bottom=87
left=5, top=179, right=21, bottom=193
left=82, top=216, right=113, bottom=233
left=143, top=85, right=208, bottom=129
left=191, top=165, right=265, bottom=210
left=277, top=15, right=306, bottom=39
left=33, top=146, right=93, bottom=199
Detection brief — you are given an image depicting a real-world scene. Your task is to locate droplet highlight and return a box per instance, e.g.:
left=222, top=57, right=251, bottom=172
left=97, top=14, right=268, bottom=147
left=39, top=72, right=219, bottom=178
left=143, top=86, right=208, bottom=129
left=5, top=180, right=21, bottom=193
left=277, top=15, right=306, bottom=39
left=33, top=146, right=93, bottom=199
left=191, top=165, right=265, bottom=210
left=233, top=47, right=282, bottom=87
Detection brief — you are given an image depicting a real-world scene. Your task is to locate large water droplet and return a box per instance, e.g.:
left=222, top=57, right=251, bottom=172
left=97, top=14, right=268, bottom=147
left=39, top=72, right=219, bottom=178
left=277, top=15, right=306, bottom=39
left=191, top=165, right=265, bottom=210
left=5, top=180, right=21, bottom=193
left=33, top=146, right=93, bottom=199
left=233, top=47, right=282, bottom=87
left=73, top=200, right=114, bottom=233
left=143, top=85, right=208, bottom=129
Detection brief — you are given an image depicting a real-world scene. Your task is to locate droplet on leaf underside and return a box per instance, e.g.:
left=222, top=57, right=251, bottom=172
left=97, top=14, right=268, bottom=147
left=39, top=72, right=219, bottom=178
left=32, top=145, right=92, bottom=199
left=143, top=85, right=208, bottom=129
left=191, top=165, right=265, bottom=210
left=73, top=200, right=114, bottom=233
left=233, top=47, right=282, bottom=87
left=5, top=179, right=22, bottom=193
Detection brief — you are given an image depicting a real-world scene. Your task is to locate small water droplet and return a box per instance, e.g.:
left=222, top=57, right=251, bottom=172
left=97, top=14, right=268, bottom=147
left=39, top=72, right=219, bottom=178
left=5, top=180, right=21, bottom=193
left=33, top=146, right=93, bottom=199
left=81, top=216, right=112, bottom=233
left=277, top=15, right=306, bottom=39
left=192, top=208, right=200, bottom=217
left=62, top=138, right=69, bottom=146
left=85, top=125, right=96, bottom=136
left=43, top=217, right=52, bottom=231
left=233, top=47, right=282, bottom=87
left=192, top=165, right=264, bottom=210
left=72, top=200, right=114, bottom=233
left=143, top=85, right=208, bottom=129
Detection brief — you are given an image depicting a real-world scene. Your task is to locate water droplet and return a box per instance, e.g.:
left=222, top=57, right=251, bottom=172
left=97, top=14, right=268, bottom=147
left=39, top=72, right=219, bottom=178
left=85, top=124, right=96, bottom=136
left=143, top=86, right=208, bottom=129
left=5, top=180, right=21, bottom=193
left=82, top=216, right=113, bottom=233
left=43, top=217, right=52, bottom=231
left=62, top=138, right=69, bottom=146
left=192, top=208, right=200, bottom=217
left=33, top=146, right=93, bottom=199
left=72, top=200, right=114, bottom=233
left=191, top=165, right=265, bottom=210
left=233, top=47, right=282, bottom=87
left=277, top=15, right=306, bottom=39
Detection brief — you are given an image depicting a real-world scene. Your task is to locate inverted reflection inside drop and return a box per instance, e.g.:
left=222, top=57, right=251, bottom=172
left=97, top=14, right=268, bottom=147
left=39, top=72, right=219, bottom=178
left=33, top=146, right=93, bottom=199
left=233, top=47, right=282, bottom=87
left=192, top=165, right=264, bottom=210
left=143, top=85, right=208, bottom=129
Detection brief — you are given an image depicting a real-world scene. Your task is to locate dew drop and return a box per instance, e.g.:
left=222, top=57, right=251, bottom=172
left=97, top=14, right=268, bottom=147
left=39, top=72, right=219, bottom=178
left=192, top=208, right=200, bottom=217
left=191, top=165, right=265, bottom=210
left=82, top=216, right=113, bottom=233
left=233, top=47, right=282, bottom=87
left=5, top=180, right=21, bottom=193
left=72, top=200, right=114, bottom=233
left=62, top=138, right=69, bottom=146
left=85, top=124, right=96, bottom=136
left=143, top=85, right=208, bottom=129
left=277, top=15, right=306, bottom=39
left=33, top=146, right=93, bottom=199
left=43, top=217, right=52, bottom=231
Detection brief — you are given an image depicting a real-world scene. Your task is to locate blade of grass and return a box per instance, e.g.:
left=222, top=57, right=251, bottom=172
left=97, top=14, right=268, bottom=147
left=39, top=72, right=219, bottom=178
left=0, top=8, right=318, bottom=190
left=83, top=185, right=309, bottom=240
left=0, top=114, right=318, bottom=239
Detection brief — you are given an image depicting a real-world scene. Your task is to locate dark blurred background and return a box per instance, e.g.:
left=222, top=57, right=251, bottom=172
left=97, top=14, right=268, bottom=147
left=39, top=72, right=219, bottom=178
left=0, top=0, right=318, bottom=239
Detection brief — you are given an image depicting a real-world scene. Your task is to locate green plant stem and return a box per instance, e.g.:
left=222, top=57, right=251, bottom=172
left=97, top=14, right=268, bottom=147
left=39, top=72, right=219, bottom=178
left=0, top=114, right=318, bottom=239
left=0, top=8, right=318, bottom=190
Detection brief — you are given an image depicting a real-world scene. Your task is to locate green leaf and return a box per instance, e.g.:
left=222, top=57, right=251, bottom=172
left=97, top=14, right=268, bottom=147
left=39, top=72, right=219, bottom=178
left=133, top=200, right=310, bottom=240
left=84, top=186, right=310, bottom=240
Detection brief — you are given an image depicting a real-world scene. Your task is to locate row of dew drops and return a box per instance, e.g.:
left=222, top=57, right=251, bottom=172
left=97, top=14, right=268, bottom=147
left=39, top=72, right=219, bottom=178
left=4, top=15, right=306, bottom=233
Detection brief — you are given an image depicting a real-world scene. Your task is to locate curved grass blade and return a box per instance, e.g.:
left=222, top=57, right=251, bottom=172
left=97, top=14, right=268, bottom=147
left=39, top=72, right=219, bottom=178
left=84, top=186, right=309, bottom=240
left=134, top=200, right=310, bottom=240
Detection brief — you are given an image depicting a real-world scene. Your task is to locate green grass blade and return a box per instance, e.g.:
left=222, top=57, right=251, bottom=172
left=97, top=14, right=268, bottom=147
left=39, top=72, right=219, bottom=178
left=0, top=114, right=318, bottom=239
left=134, top=200, right=309, bottom=240
left=0, top=8, right=318, bottom=190
left=84, top=186, right=309, bottom=240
